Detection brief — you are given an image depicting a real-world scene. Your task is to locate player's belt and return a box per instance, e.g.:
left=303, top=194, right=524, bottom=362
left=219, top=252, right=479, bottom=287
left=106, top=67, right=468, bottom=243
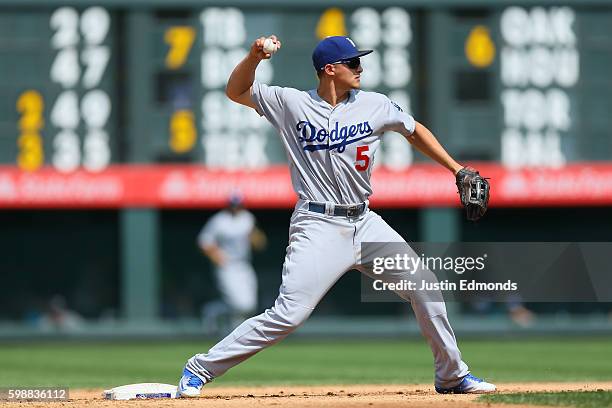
left=308, top=201, right=367, bottom=217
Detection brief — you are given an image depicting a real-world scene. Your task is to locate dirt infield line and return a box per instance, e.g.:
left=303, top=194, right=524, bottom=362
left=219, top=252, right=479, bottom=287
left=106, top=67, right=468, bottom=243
left=12, top=382, right=612, bottom=408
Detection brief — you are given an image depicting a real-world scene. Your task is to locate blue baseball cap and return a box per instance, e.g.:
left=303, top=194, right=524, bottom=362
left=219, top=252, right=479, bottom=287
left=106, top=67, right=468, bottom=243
left=228, top=191, right=243, bottom=207
left=312, top=36, right=373, bottom=71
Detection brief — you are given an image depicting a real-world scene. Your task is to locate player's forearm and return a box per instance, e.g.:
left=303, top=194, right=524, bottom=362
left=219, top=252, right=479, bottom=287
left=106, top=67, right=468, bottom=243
left=250, top=228, right=267, bottom=251
left=406, top=121, right=463, bottom=175
left=225, top=55, right=260, bottom=101
left=202, top=244, right=226, bottom=266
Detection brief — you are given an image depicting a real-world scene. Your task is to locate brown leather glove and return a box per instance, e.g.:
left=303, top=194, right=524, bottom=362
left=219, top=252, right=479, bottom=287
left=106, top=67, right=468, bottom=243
left=455, top=167, right=490, bottom=221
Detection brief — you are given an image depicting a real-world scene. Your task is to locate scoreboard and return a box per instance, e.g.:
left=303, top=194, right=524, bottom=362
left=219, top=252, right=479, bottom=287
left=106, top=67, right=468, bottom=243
left=1, top=5, right=418, bottom=172
left=128, top=5, right=419, bottom=170
left=1, top=1, right=612, bottom=207
left=1, top=7, right=116, bottom=172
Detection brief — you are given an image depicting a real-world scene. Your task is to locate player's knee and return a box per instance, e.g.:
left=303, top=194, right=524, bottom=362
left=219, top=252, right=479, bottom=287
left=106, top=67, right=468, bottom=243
left=286, top=305, right=313, bottom=327
left=268, top=298, right=314, bottom=329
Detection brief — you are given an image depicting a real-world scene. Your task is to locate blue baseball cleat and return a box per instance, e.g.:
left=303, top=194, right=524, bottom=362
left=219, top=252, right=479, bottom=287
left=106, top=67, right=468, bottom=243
left=435, top=373, right=497, bottom=394
left=177, top=368, right=205, bottom=397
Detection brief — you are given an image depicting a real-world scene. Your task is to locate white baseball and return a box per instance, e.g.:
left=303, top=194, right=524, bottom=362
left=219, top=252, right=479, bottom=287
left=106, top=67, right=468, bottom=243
left=263, top=38, right=278, bottom=54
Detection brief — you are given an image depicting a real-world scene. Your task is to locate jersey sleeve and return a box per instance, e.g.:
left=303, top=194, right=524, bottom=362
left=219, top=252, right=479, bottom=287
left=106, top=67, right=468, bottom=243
left=197, top=216, right=218, bottom=248
left=251, top=81, right=285, bottom=128
left=245, top=211, right=256, bottom=232
left=381, top=97, right=416, bottom=135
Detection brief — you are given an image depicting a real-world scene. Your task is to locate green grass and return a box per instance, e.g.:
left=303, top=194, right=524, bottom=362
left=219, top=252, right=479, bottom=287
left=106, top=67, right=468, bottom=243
left=0, top=338, right=610, bottom=388
left=479, top=391, right=612, bottom=408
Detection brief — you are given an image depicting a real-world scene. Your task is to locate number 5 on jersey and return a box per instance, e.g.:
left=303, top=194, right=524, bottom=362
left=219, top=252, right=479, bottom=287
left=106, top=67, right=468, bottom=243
left=355, top=145, right=370, bottom=171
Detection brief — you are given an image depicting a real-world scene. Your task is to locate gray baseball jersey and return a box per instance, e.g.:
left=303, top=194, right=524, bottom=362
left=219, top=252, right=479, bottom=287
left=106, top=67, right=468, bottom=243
left=186, top=82, right=470, bottom=390
left=251, top=81, right=416, bottom=204
left=198, top=210, right=255, bottom=263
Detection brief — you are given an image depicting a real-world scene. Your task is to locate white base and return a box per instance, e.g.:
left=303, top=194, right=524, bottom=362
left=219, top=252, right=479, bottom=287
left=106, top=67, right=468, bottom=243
left=103, top=383, right=178, bottom=400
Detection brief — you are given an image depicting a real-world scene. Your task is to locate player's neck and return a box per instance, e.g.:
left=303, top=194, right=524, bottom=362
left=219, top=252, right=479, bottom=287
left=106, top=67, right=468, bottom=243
left=317, top=81, right=350, bottom=107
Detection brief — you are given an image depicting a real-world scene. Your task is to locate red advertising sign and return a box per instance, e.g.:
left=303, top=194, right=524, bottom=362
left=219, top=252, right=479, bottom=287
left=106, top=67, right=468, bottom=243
left=0, top=163, right=610, bottom=208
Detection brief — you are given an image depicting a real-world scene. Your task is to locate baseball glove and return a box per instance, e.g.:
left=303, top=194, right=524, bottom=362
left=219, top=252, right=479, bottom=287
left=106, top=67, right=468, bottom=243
left=455, top=167, right=490, bottom=221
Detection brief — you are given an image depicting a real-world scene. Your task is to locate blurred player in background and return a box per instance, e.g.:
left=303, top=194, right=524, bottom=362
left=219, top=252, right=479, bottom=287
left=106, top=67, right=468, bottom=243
left=197, top=193, right=267, bottom=333
left=37, top=295, right=84, bottom=331
left=470, top=296, right=536, bottom=328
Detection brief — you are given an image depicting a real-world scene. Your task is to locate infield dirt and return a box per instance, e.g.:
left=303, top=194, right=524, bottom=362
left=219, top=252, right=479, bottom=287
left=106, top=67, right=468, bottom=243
left=10, top=381, right=612, bottom=408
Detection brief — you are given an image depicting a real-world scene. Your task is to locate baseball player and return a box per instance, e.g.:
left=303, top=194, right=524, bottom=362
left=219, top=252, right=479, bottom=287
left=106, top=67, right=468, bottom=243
left=178, top=35, right=496, bottom=396
left=198, top=194, right=266, bottom=332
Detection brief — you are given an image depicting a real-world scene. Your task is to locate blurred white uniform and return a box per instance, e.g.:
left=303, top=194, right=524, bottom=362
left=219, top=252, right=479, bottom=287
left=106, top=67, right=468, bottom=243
left=198, top=210, right=258, bottom=315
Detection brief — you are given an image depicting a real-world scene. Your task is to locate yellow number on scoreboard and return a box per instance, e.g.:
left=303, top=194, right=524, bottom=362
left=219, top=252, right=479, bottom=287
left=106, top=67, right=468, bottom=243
left=164, top=26, right=196, bottom=70
left=16, top=90, right=45, bottom=171
left=465, top=25, right=496, bottom=68
left=17, top=133, right=44, bottom=171
left=169, top=110, right=196, bottom=153
left=17, top=91, right=45, bottom=131
left=316, top=8, right=347, bottom=40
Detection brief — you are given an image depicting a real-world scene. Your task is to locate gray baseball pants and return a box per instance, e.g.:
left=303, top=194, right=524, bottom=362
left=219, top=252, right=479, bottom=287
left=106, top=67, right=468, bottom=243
left=187, top=202, right=469, bottom=388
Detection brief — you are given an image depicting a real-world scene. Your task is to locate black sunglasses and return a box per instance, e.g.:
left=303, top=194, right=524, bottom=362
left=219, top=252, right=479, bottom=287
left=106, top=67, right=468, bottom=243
left=331, top=57, right=361, bottom=70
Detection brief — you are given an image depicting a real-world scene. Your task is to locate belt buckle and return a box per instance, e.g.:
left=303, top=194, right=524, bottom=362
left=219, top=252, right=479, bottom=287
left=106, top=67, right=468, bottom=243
left=346, top=205, right=359, bottom=218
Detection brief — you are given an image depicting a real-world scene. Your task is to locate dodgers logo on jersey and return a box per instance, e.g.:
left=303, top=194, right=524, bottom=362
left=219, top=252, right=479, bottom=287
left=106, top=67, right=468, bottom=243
left=390, top=100, right=403, bottom=112
left=295, top=120, right=373, bottom=153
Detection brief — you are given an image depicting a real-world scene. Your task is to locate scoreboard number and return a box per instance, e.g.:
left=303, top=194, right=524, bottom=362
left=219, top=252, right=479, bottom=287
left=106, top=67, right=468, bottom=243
left=351, top=8, right=381, bottom=48
left=49, top=6, right=113, bottom=173
left=81, top=47, right=110, bottom=89
left=50, top=7, right=79, bottom=49
left=81, top=90, right=111, bottom=129
left=16, top=91, right=45, bottom=171
left=51, top=91, right=79, bottom=129
left=50, top=48, right=81, bottom=88
left=17, top=91, right=45, bottom=132
left=53, top=130, right=81, bottom=172
left=80, top=7, right=110, bottom=45
left=383, top=48, right=411, bottom=88
left=169, top=110, right=197, bottom=153
left=382, top=7, right=411, bottom=47
left=83, top=129, right=111, bottom=171
left=164, top=26, right=195, bottom=70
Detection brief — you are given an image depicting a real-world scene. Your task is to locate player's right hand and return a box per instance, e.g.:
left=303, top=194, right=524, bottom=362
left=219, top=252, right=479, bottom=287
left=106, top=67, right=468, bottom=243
left=250, top=35, right=281, bottom=60
left=214, top=252, right=227, bottom=267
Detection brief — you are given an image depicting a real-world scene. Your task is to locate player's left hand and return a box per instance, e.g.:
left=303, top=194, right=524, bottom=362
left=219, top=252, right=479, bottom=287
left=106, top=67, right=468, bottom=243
left=455, top=167, right=490, bottom=221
